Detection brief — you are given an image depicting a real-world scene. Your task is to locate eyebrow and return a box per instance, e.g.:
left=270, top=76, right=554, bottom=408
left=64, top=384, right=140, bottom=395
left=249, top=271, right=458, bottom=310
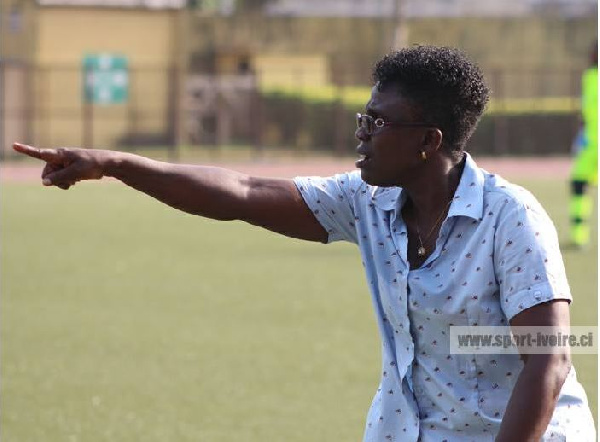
left=365, top=103, right=381, bottom=116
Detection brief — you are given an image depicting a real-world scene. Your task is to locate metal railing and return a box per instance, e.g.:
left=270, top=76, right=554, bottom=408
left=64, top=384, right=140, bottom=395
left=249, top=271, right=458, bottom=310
left=1, top=60, right=584, bottom=159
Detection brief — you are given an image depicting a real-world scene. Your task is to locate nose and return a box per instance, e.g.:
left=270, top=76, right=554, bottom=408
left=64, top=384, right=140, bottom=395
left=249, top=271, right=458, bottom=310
left=355, top=126, right=370, bottom=142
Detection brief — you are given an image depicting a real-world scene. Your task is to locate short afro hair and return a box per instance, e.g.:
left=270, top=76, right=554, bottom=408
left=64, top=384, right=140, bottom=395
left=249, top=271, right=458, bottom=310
left=372, top=45, right=490, bottom=151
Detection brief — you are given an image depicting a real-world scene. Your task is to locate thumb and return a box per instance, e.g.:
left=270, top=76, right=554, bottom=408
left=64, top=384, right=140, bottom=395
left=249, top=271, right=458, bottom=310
left=43, top=164, right=81, bottom=187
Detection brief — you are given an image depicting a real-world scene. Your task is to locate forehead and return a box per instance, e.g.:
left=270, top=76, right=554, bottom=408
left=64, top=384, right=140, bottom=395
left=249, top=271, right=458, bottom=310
left=366, top=85, right=413, bottom=117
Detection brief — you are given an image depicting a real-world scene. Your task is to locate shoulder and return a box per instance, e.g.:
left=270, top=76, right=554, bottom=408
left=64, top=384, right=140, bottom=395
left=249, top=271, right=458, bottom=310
left=338, top=170, right=367, bottom=196
left=295, top=170, right=364, bottom=192
left=482, top=171, right=546, bottom=217
left=480, top=172, right=559, bottom=252
left=293, top=170, right=368, bottom=215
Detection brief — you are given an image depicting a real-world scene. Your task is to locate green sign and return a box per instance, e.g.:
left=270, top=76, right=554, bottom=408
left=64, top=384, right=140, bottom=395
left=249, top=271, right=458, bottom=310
left=83, top=54, right=128, bottom=104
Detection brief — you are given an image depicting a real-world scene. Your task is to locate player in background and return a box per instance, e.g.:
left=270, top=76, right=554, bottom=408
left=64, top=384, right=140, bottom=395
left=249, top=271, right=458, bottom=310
left=569, top=40, right=597, bottom=248
left=12, top=46, right=596, bottom=442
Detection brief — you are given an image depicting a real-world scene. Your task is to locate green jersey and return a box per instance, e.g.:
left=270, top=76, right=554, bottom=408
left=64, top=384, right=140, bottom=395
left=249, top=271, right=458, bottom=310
left=582, top=67, right=597, bottom=150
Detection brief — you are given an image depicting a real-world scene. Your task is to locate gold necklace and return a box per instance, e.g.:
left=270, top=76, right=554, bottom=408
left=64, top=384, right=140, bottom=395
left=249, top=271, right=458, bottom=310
left=415, top=199, right=453, bottom=257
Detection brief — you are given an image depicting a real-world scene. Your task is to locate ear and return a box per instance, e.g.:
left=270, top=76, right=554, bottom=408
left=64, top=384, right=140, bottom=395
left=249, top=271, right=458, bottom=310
left=421, top=128, right=443, bottom=153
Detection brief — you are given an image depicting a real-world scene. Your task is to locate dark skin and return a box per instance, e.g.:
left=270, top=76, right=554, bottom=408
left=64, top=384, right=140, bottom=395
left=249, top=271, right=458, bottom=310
left=356, top=88, right=571, bottom=441
left=355, top=84, right=461, bottom=269
left=12, top=143, right=329, bottom=243
left=13, top=85, right=571, bottom=441
left=496, top=300, right=571, bottom=442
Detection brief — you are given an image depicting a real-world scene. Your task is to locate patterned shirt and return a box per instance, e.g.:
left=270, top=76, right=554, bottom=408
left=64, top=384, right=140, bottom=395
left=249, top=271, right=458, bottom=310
left=293, top=153, right=595, bottom=442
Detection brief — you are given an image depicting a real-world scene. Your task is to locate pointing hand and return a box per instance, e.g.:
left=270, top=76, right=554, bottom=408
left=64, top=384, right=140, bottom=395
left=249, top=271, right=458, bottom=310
left=13, top=143, right=109, bottom=190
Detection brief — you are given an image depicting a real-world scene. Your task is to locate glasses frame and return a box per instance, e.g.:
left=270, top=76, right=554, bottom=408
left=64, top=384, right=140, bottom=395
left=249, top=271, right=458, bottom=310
left=356, top=112, right=433, bottom=136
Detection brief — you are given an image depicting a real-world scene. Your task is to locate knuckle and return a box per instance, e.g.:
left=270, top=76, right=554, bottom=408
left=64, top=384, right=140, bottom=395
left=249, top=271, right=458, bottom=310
left=57, top=147, right=72, bottom=159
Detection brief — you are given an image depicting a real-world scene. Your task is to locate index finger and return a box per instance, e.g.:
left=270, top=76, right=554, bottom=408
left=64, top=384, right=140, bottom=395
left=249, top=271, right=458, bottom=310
left=13, top=143, right=43, bottom=159
left=13, top=143, right=59, bottom=162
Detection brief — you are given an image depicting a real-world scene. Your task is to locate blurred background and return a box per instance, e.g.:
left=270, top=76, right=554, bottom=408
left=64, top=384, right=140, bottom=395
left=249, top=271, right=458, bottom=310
left=1, top=1, right=598, bottom=441
left=0, top=0, right=597, bottom=159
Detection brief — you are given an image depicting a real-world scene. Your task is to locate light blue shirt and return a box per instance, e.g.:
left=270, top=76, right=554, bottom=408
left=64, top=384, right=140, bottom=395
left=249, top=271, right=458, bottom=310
left=294, top=153, right=595, bottom=442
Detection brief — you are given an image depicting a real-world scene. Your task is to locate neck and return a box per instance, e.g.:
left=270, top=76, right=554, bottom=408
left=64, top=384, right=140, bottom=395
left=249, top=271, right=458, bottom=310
left=403, top=151, right=466, bottom=217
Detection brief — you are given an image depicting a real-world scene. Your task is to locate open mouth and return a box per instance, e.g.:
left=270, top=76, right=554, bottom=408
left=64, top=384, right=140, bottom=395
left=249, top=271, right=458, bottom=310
left=355, top=154, right=372, bottom=168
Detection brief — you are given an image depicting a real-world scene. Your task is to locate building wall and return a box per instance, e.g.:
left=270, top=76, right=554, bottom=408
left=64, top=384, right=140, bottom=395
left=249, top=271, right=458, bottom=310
left=31, top=6, right=180, bottom=148
left=3, top=7, right=597, bottom=152
left=0, top=0, right=36, bottom=62
left=407, top=16, right=596, bottom=99
left=407, top=16, right=596, bottom=69
left=189, top=15, right=393, bottom=84
left=265, top=0, right=596, bottom=18
left=186, top=13, right=596, bottom=154
left=1, top=0, right=37, bottom=154
left=253, top=54, right=329, bottom=88
left=189, top=14, right=597, bottom=91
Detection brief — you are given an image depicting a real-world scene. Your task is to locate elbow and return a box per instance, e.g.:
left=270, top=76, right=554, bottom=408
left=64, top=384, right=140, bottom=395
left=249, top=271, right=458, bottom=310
left=195, top=173, right=253, bottom=221
left=235, top=175, right=264, bottom=224
left=554, top=352, right=572, bottom=389
left=549, top=353, right=571, bottom=402
left=533, top=352, right=571, bottom=397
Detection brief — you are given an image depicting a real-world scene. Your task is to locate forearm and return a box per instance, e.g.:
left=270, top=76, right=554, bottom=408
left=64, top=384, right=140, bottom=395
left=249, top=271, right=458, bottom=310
left=495, top=355, right=570, bottom=442
left=13, top=143, right=328, bottom=242
left=104, top=151, right=251, bottom=220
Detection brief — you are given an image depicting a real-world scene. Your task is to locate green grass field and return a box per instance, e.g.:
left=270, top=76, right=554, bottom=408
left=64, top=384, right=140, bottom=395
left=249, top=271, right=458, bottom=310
left=1, top=177, right=596, bottom=441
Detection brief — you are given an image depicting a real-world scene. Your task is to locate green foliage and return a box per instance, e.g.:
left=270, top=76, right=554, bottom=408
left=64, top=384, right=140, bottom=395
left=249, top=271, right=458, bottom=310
left=260, top=88, right=579, bottom=155
left=1, top=177, right=596, bottom=441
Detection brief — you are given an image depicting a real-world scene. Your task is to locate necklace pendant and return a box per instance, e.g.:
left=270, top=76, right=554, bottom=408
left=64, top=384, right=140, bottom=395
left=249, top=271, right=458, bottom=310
left=417, top=246, right=426, bottom=257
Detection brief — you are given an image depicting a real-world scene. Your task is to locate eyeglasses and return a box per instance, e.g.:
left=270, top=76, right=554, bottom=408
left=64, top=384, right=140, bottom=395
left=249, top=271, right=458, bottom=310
left=356, top=113, right=432, bottom=136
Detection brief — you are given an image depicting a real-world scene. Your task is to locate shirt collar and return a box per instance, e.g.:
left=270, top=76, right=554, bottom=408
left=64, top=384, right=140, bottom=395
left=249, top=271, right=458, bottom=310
left=369, top=184, right=404, bottom=211
left=370, top=152, right=484, bottom=221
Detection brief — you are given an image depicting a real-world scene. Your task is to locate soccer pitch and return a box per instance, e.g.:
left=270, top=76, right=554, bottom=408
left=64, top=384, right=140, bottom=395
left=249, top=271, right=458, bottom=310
left=1, top=178, right=597, bottom=441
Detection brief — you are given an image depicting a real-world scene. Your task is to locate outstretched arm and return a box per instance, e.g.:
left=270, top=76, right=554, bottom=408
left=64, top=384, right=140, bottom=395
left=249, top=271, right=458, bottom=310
left=13, top=143, right=328, bottom=243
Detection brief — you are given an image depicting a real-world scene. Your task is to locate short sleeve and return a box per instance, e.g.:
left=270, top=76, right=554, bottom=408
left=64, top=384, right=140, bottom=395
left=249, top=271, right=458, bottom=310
left=293, top=172, right=361, bottom=244
left=493, top=195, right=572, bottom=320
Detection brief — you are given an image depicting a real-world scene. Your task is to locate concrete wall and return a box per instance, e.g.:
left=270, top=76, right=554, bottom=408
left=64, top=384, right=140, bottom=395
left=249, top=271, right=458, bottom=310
left=0, top=0, right=37, bottom=62
left=189, top=14, right=597, bottom=92
left=407, top=16, right=596, bottom=68
left=0, top=0, right=37, bottom=154
left=3, top=6, right=184, bottom=150
left=188, top=15, right=394, bottom=84
left=3, top=8, right=597, bottom=152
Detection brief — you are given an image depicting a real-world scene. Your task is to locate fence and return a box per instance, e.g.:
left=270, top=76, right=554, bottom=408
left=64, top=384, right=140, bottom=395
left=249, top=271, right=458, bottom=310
left=0, top=60, right=584, bottom=159
left=0, top=61, right=182, bottom=159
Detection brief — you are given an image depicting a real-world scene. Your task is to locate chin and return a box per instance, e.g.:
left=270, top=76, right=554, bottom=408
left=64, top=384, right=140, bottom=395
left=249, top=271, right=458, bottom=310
left=360, top=169, right=376, bottom=185
left=360, top=169, right=398, bottom=187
